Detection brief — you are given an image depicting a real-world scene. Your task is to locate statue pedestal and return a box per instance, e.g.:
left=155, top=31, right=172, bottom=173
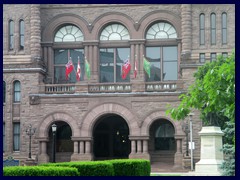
left=194, top=126, right=224, bottom=176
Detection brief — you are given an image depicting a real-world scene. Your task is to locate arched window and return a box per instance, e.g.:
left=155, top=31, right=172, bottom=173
left=222, top=12, right=227, bottom=44
left=13, top=80, right=21, bottom=102
left=100, top=24, right=130, bottom=40
left=9, top=20, right=14, bottom=50
left=54, top=25, right=84, bottom=42
left=54, top=25, right=85, bottom=83
left=3, top=81, right=6, bottom=104
left=99, top=23, right=130, bottom=83
left=146, top=22, right=177, bottom=39
left=145, top=22, right=178, bottom=82
left=19, top=20, right=24, bottom=50
left=210, top=13, right=216, bottom=45
left=199, top=14, right=205, bottom=45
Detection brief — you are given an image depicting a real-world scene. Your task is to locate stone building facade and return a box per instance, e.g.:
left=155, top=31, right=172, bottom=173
left=3, top=4, right=235, bottom=169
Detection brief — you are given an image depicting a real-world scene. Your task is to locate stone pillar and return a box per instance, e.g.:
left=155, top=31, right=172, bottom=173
left=137, top=140, right=142, bottom=153
left=181, top=4, right=192, bottom=59
left=129, top=136, right=150, bottom=160
left=173, top=135, right=184, bottom=170
left=80, top=141, right=84, bottom=154
left=85, top=141, right=90, bottom=154
left=194, top=126, right=224, bottom=176
left=131, top=140, right=136, bottom=154
left=73, top=141, right=78, bottom=154
left=37, top=139, right=49, bottom=164
left=30, top=4, right=41, bottom=60
left=143, top=140, right=148, bottom=153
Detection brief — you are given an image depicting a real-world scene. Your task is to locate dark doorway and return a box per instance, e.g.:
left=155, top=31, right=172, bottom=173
left=93, top=114, right=130, bottom=160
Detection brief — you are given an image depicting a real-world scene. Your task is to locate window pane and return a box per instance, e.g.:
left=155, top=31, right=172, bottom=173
left=222, top=29, right=227, bottom=44
left=200, top=30, right=205, bottom=45
left=100, top=24, right=130, bottom=41
left=163, top=47, right=178, bottom=81
left=54, top=25, right=83, bottom=42
left=200, top=14, right=205, bottom=28
left=199, top=53, right=205, bottom=63
left=146, top=47, right=161, bottom=82
left=211, top=30, right=216, bottom=44
left=211, top=53, right=216, bottom=62
left=54, top=49, right=85, bottom=83
left=211, top=14, right=216, bottom=28
left=222, top=13, right=227, bottom=28
left=146, top=22, right=177, bottom=39
left=13, top=123, right=20, bottom=151
left=14, top=81, right=21, bottom=102
left=100, top=49, right=114, bottom=82
left=116, top=48, right=130, bottom=82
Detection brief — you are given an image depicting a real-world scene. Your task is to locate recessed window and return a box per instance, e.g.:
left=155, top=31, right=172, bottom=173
left=54, top=25, right=84, bottom=42
left=146, top=22, right=177, bottom=39
left=199, top=53, right=205, bottom=63
left=19, top=20, right=24, bottom=50
left=210, top=53, right=216, bottom=62
left=222, top=52, right=228, bottom=59
left=222, top=13, right=227, bottom=44
left=13, top=122, right=20, bottom=151
left=100, top=48, right=130, bottom=83
left=199, top=14, right=205, bottom=45
left=13, top=80, right=21, bottom=102
left=9, top=20, right=14, bottom=50
left=100, top=24, right=130, bottom=40
left=210, top=13, right=216, bottom=45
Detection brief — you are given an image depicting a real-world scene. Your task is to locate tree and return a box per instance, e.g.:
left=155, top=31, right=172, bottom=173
left=166, top=51, right=235, bottom=176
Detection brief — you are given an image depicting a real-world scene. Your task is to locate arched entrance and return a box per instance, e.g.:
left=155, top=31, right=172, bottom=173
left=93, top=114, right=130, bottom=160
left=149, top=119, right=176, bottom=163
left=47, top=121, right=73, bottom=162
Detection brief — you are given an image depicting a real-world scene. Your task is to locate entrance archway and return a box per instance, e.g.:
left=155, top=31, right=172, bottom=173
left=47, top=121, right=73, bottom=162
left=93, top=114, right=130, bottom=160
left=149, top=119, right=176, bottom=163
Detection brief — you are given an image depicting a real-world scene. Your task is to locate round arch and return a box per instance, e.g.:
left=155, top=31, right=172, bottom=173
left=37, top=111, right=80, bottom=138
left=137, top=10, right=182, bottom=39
left=91, top=12, right=135, bottom=40
left=80, top=103, right=139, bottom=137
left=141, top=111, right=178, bottom=136
left=42, top=13, right=89, bottom=42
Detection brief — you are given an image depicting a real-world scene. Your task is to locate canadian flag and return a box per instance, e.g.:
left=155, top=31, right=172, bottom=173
left=65, top=58, right=74, bottom=80
left=134, top=60, right=137, bottom=78
left=122, top=58, right=131, bottom=80
left=76, top=57, right=81, bottom=81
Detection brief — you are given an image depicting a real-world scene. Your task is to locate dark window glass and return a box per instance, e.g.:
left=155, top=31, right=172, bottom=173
left=222, top=13, right=227, bottom=44
left=9, top=20, right=14, bottom=50
left=211, top=13, right=216, bottom=45
left=56, top=124, right=73, bottom=152
left=146, top=46, right=177, bottom=82
left=200, top=14, right=205, bottom=45
left=199, top=53, right=205, bottom=63
left=222, top=52, right=228, bottom=59
left=211, top=53, right=216, bottom=62
left=54, top=49, right=85, bottom=84
left=13, top=122, right=20, bottom=151
left=19, top=20, right=24, bottom=50
left=14, top=81, right=21, bottom=102
left=100, top=48, right=130, bottom=83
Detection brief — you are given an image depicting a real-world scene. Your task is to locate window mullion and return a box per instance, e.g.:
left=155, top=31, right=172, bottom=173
left=160, top=47, right=163, bottom=81
left=114, top=48, right=117, bottom=83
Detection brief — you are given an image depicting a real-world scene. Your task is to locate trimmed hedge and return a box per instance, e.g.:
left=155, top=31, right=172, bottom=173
left=107, top=159, right=151, bottom=176
left=3, top=166, right=79, bottom=176
left=39, top=161, right=114, bottom=176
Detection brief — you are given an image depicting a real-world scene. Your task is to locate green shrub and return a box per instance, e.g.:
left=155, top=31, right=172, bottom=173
left=40, top=161, right=114, bottom=176
left=107, top=159, right=151, bottom=176
left=3, top=166, right=79, bottom=176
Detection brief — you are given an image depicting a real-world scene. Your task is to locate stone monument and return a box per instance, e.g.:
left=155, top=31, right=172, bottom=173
left=194, top=126, right=224, bottom=176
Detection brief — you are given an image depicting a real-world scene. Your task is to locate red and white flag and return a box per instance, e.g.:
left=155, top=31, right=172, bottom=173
left=122, top=58, right=131, bottom=80
left=76, top=57, right=81, bottom=81
left=134, top=59, right=137, bottom=78
left=65, top=57, right=74, bottom=80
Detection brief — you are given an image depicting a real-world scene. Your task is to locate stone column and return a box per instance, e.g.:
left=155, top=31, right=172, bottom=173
left=143, top=140, right=148, bottom=153
left=173, top=135, right=184, bottom=170
left=37, top=139, right=49, bottom=164
left=137, top=140, right=142, bottom=153
left=181, top=4, right=192, bottom=60
left=80, top=141, right=84, bottom=154
left=194, top=126, right=224, bottom=176
left=73, top=141, right=78, bottom=154
left=131, top=140, right=136, bottom=154
left=30, top=4, right=41, bottom=60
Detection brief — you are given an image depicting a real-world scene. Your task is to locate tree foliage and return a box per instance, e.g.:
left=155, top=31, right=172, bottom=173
left=166, top=51, right=235, bottom=176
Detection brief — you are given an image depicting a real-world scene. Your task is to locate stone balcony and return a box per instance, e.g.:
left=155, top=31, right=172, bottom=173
left=40, top=81, right=183, bottom=94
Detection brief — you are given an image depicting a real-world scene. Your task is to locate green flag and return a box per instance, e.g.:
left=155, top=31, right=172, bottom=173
left=143, top=57, right=151, bottom=78
left=85, top=58, right=91, bottom=79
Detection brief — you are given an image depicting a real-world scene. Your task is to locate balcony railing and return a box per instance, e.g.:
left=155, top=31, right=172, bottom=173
left=41, top=81, right=182, bottom=94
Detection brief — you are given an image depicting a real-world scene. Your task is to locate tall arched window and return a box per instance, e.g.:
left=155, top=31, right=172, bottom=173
left=54, top=25, right=85, bottom=83
left=3, top=81, right=6, bottom=104
left=199, top=14, right=205, bottom=45
left=13, top=80, right=21, bottom=102
left=9, top=20, right=14, bottom=50
left=19, top=20, right=24, bottom=50
left=222, top=12, right=227, bottom=44
left=210, top=13, right=216, bottom=45
left=99, top=23, right=130, bottom=83
left=145, top=22, right=178, bottom=82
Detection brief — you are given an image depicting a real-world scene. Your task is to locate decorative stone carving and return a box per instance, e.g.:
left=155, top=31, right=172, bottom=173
left=29, top=95, right=40, bottom=105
